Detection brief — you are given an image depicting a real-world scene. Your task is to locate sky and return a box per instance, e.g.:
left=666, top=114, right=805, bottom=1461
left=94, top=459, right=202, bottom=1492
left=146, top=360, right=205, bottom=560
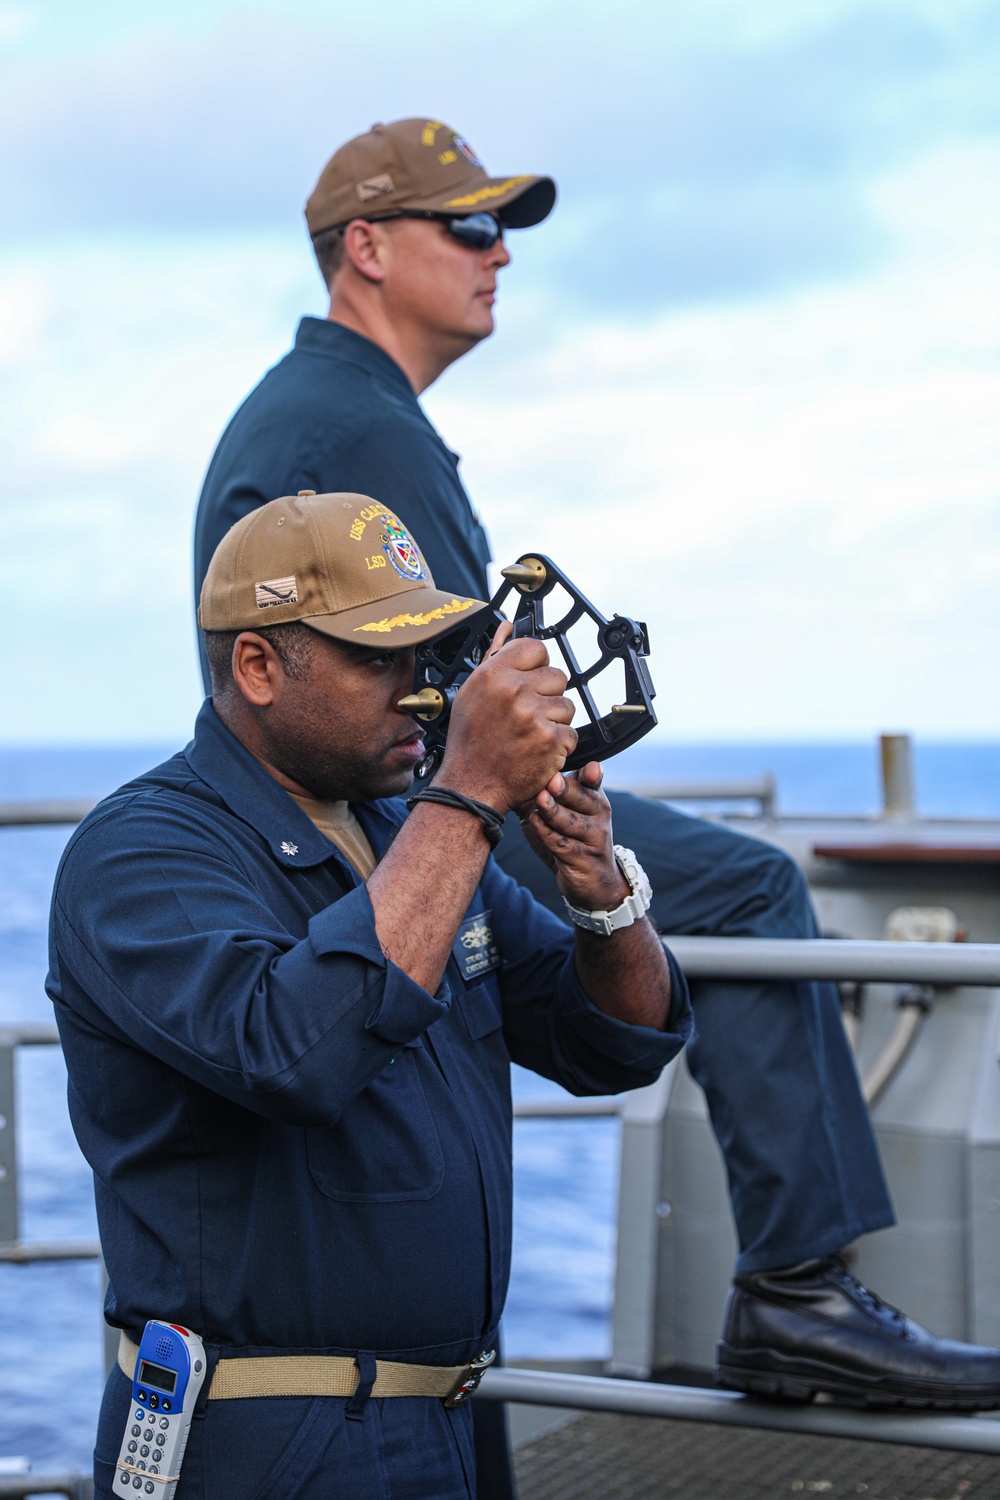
left=2, top=0, right=998, bottom=742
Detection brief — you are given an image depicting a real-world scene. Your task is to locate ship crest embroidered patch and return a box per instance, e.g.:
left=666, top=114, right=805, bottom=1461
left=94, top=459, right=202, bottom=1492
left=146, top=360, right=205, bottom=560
left=379, top=515, right=425, bottom=581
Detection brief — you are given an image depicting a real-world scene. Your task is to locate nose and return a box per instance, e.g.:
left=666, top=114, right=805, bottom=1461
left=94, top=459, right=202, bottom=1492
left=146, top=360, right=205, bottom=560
left=488, top=234, right=511, bottom=271
left=495, top=240, right=511, bottom=269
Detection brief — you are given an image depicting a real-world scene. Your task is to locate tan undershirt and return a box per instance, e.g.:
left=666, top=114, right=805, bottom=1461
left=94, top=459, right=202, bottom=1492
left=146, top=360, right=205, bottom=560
left=288, top=792, right=378, bottom=880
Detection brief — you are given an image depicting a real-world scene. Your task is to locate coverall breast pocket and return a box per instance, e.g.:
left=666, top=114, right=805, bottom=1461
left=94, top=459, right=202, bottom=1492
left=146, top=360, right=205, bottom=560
left=305, top=1047, right=445, bottom=1202
left=460, top=977, right=504, bottom=1041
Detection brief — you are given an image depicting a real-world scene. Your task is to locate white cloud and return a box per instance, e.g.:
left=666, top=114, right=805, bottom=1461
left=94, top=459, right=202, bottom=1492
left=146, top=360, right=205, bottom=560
left=0, top=4, right=33, bottom=42
left=1, top=8, right=998, bottom=742
left=426, top=146, right=1000, bottom=736
left=0, top=270, right=49, bottom=364
left=1, top=233, right=324, bottom=742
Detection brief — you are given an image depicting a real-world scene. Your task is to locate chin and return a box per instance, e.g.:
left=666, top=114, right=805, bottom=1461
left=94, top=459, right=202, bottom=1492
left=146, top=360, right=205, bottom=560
left=360, top=767, right=416, bottom=803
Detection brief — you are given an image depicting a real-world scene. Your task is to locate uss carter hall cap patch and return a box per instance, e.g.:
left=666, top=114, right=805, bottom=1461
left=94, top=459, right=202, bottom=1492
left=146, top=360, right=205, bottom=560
left=199, top=491, right=487, bottom=649
left=305, top=117, right=556, bottom=235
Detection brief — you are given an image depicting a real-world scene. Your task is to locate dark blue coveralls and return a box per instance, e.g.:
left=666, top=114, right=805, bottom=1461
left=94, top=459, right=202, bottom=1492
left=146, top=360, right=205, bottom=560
left=47, top=703, right=691, bottom=1499
left=192, top=317, right=894, bottom=1277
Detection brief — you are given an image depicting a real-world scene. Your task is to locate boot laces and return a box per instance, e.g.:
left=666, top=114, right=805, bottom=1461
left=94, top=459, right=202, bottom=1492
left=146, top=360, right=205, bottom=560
left=830, top=1256, right=905, bottom=1323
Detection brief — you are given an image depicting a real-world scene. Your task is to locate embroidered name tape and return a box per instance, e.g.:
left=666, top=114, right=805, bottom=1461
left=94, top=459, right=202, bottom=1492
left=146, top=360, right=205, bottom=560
left=453, top=911, right=501, bottom=983
left=255, top=576, right=298, bottom=609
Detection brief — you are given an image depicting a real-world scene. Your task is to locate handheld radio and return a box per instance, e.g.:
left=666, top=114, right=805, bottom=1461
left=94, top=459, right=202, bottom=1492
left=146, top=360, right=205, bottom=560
left=115, top=1321, right=206, bottom=1495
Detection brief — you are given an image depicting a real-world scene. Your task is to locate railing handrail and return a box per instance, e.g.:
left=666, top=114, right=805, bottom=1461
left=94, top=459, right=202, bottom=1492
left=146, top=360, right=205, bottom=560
left=0, top=1024, right=60, bottom=1047
left=477, top=1367, right=1000, bottom=1456
left=607, top=776, right=776, bottom=816
left=663, top=935, right=1000, bottom=987
left=0, top=781, right=783, bottom=830
left=0, top=799, right=97, bottom=827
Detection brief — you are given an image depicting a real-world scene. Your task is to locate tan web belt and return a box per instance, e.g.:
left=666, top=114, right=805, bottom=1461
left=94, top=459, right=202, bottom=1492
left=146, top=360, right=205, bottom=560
left=118, top=1332, right=495, bottom=1406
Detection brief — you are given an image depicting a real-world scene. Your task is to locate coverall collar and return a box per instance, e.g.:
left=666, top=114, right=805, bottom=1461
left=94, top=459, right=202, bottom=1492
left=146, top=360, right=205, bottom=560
left=294, top=317, right=416, bottom=400
left=185, top=699, right=396, bottom=872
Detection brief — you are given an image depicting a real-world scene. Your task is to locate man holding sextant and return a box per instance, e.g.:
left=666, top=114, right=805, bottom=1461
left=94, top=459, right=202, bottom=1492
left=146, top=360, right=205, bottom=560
left=48, top=492, right=690, bottom=1498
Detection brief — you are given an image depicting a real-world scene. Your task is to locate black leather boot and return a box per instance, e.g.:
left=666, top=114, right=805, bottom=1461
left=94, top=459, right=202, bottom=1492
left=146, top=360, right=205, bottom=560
left=716, top=1256, right=1000, bottom=1409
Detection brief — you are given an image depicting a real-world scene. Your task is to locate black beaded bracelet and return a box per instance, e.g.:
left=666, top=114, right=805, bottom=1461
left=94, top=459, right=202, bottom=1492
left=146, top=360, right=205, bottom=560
left=406, top=786, right=506, bottom=850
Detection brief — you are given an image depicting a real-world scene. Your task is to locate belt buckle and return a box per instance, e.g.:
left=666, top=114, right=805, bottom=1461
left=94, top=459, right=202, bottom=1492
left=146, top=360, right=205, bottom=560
left=443, top=1348, right=496, bottom=1407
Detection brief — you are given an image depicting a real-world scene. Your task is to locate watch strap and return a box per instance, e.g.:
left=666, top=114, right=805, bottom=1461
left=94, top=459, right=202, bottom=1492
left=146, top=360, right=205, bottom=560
left=562, top=846, right=652, bottom=937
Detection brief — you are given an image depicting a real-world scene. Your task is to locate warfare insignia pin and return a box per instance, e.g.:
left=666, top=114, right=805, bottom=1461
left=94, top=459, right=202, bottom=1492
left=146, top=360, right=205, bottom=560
left=280, top=841, right=299, bottom=857
left=255, top=576, right=298, bottom=609
left=356, top=173, right=394, bottom=202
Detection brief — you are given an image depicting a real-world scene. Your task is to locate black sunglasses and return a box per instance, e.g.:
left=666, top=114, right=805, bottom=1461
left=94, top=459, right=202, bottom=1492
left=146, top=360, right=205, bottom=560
left=364, top=210, right=504, bottom=251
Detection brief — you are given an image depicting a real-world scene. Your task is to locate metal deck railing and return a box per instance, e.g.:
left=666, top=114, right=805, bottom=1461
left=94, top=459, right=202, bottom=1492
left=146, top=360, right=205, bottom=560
left=476, top=1367, right=1000, bottom=1456
left=5, top=792, right=1000, bottom=1485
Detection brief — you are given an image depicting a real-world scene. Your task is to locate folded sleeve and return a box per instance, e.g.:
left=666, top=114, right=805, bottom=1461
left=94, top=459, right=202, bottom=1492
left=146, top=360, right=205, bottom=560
left=479, top=857, right=693, bottom=1096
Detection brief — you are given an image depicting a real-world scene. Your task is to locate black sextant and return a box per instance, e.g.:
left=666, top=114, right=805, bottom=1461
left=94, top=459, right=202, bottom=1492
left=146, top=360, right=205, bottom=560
left=398, top=554, right=657, bottom=781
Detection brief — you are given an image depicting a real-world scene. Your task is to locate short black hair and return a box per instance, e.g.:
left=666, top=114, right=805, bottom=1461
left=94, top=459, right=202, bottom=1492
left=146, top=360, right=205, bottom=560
left=204, top=622, right=317, bottom=698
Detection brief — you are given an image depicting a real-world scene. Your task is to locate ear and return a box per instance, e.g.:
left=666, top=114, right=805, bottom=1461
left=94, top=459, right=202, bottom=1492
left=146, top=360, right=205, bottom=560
left=340, top=219, right=391, bottom=285
left=231, top=632, right=283, bottom=708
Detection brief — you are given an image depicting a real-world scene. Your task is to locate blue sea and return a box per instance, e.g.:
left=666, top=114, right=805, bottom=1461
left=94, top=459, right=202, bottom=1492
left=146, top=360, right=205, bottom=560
left=2, top=739, right=998, bottom=1474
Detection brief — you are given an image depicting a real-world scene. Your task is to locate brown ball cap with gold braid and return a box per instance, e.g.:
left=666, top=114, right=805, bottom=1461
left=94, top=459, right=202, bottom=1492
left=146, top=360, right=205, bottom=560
left=198, top=491, right=487, bottom=649
left=305, top=117, right=556, bottom=235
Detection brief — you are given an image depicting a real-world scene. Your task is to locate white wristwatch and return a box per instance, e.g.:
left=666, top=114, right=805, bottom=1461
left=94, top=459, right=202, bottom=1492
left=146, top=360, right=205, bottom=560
left=562, top=846, right=653, bottom=937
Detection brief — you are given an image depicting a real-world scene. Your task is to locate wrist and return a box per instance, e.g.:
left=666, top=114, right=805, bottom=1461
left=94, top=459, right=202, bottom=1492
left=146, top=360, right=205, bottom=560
left=562, top=847, right=652, bottom=937
left=558, top=863, right=628, bottom=912
left=407, top=785, right=506, bottom=850
left=433, top=758, right=509, bottom=817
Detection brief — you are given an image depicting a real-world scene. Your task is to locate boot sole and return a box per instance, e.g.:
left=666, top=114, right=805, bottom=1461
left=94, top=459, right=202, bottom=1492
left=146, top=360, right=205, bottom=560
left=716, top=1342, right=1000, bottom=1412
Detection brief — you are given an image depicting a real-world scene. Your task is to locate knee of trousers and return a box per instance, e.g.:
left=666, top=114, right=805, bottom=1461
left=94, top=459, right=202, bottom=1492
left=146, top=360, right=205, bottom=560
left=744, top=843, right=819, bottom=939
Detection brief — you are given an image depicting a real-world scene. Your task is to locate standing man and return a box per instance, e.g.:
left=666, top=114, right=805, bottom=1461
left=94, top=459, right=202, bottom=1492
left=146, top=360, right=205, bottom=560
left=50, top=492, right=689, bottom=1500
left=193, top=118, right=1000, bottom=1434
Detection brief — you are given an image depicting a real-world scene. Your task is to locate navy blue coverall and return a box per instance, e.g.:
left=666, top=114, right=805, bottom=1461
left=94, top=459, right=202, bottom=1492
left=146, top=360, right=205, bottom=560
left=47, top=702, right=692, bottom=1499
left=193, top=317, right=894, bottom=1276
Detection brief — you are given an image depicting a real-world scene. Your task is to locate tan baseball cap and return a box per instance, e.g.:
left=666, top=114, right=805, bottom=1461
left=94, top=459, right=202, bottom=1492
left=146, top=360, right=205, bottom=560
left=199, top=491, right=487, bottom=648
left=305, top=117, right=556, bottom=235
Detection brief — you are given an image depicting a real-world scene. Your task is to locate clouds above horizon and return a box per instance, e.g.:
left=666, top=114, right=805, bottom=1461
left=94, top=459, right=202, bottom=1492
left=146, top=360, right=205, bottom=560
left=2, top=0, right=999, bottom=309
left=2, top=0, right=999, bottom=743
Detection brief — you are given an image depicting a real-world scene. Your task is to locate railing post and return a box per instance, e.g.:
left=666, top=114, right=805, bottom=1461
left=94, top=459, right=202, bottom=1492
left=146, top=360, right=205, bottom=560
left=879, top=733, right=916, bottom=820
left=609, top=1064, right=676, bottom=1378
left=0, top=1038, right=18, bottom=1245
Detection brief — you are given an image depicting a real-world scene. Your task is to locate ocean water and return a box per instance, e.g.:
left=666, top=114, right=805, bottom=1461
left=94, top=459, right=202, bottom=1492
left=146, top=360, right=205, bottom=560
left=1, top=739, right=998, bottom=1474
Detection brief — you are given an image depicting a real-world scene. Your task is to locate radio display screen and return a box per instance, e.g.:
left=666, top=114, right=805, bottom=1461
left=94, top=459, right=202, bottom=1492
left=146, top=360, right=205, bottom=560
left=139, top=1359, right=178, bottom=1394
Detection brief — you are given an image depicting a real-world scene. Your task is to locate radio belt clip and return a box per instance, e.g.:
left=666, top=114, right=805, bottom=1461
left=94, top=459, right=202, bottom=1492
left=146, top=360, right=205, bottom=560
left=443, top=1348, right=496, bottom=1408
